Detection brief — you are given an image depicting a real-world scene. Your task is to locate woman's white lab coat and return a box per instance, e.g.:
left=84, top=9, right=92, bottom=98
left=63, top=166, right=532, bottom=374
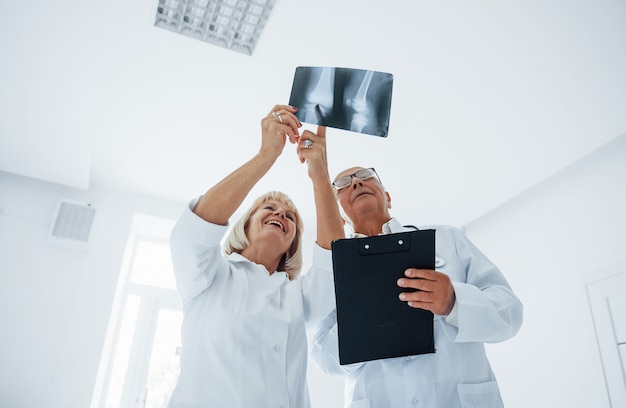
left=310, top=219, right=523, bottom=408
left=167, top=199, right=335, bottom=408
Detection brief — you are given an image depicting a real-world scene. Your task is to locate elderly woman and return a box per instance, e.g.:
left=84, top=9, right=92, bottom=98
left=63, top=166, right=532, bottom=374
left=167, top=105, right=342, bottom=407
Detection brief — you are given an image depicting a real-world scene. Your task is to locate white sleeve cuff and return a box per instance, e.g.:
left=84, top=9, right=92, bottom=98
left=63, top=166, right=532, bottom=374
left=444, top=299, right=460, bottom=327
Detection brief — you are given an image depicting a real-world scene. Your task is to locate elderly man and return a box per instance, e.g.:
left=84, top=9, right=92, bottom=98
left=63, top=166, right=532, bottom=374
left=298, top=129, right=523, bottom=408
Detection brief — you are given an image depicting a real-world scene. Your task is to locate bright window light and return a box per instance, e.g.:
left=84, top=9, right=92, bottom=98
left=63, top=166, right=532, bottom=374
left=92, top=213, right=182, bottom=408
left=154, top=0, right=277, bottom=55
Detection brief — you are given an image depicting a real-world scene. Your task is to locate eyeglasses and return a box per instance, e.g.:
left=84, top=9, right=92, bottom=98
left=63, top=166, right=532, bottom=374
left=332, top=168, right=380, bottom=191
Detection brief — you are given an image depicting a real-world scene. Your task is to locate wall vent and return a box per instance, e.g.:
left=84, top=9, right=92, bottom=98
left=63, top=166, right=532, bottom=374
left=49, top=199, right=96, bottom=248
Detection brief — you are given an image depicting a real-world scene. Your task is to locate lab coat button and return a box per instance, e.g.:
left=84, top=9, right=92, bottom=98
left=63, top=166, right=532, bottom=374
left=411, top=398, right=419, bottom=406
left=435, top=256, right=445, bottom=268
left=274, top=345, right=282, bottom=352
left=403, top=356, right=412, bottom=363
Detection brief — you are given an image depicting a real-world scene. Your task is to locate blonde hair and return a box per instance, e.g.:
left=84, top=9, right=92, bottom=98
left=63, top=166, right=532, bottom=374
left=224, top=191, right=304, bottom=280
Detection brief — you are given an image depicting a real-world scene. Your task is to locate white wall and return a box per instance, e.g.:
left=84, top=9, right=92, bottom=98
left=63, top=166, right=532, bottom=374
left=465, top=132, right=626, bottom=407
left=0, top=171, right=184, bottom=408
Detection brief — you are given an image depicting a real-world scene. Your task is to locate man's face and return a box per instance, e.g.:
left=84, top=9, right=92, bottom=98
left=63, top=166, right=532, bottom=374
left=333, top=167, right=390, bottom=224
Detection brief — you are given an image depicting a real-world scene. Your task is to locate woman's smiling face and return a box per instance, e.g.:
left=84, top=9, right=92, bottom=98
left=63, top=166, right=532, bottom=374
left=246, top=199, right=298, bottom=252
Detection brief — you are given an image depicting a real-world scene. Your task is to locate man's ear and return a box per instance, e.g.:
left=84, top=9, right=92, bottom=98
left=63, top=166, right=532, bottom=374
left=385, top=191, right=392, bottom=209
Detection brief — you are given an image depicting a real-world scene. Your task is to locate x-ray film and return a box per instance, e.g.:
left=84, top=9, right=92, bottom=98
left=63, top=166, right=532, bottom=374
left=288, top=66, right=393, bottom=137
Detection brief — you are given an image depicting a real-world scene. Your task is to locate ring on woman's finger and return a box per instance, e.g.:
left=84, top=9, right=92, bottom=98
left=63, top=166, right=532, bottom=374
left=277, top=114, right=283, bottom=123
left=304, top=139, right=312, bottom=149
left=272, top=111, right=279, bottom=118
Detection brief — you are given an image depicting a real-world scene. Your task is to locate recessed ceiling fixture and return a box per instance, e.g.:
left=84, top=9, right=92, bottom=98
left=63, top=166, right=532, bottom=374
left=154, top=0, right=277, bottom=55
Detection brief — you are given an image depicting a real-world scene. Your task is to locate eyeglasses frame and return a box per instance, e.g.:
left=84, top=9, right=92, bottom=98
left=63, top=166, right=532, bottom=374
left=332, top=167, right=381, bottom=191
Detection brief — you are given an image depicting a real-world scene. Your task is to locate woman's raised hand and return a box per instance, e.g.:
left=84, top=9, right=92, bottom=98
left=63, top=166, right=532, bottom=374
left=260, top=105, right=302, bottom=157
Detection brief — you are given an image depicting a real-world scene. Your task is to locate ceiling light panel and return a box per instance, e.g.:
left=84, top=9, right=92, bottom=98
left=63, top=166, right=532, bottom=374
left=155, top=0, right=277, bottom=55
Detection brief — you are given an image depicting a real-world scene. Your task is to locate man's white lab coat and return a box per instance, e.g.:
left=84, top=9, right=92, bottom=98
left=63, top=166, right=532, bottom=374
left=311, top=219, right=523, bottom=408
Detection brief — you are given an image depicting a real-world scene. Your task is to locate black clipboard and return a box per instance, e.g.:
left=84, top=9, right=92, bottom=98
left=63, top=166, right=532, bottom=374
left=331, top=229, right=436, bottom=365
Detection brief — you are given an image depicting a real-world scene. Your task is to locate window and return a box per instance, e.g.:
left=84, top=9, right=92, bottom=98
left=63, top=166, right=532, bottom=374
left=92, top=214, right=182, bottom=408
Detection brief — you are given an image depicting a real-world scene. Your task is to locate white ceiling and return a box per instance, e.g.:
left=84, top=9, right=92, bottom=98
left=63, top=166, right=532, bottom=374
left=1, top=0, right=625, bottom=227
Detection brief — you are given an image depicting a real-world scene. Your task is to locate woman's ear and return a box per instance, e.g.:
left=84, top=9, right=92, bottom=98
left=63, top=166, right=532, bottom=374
left=386, top=191, right=392, bottom=209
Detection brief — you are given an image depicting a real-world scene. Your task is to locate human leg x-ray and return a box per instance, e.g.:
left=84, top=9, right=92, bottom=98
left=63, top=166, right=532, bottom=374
left=292, top=67, right=335, bottom=124
left=289, top=66, right=393, bottom=137
left=345, top=69, right=374, bottom=133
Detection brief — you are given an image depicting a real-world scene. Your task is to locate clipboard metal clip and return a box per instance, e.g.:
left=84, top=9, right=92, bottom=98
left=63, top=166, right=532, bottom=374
left=357, top=232, right=412, bottom=255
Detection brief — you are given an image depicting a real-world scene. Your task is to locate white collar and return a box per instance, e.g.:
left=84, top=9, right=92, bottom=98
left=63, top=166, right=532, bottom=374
left=227, top=253, right=289, bottom=279
left=351, top=217, right=409, bottom=237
